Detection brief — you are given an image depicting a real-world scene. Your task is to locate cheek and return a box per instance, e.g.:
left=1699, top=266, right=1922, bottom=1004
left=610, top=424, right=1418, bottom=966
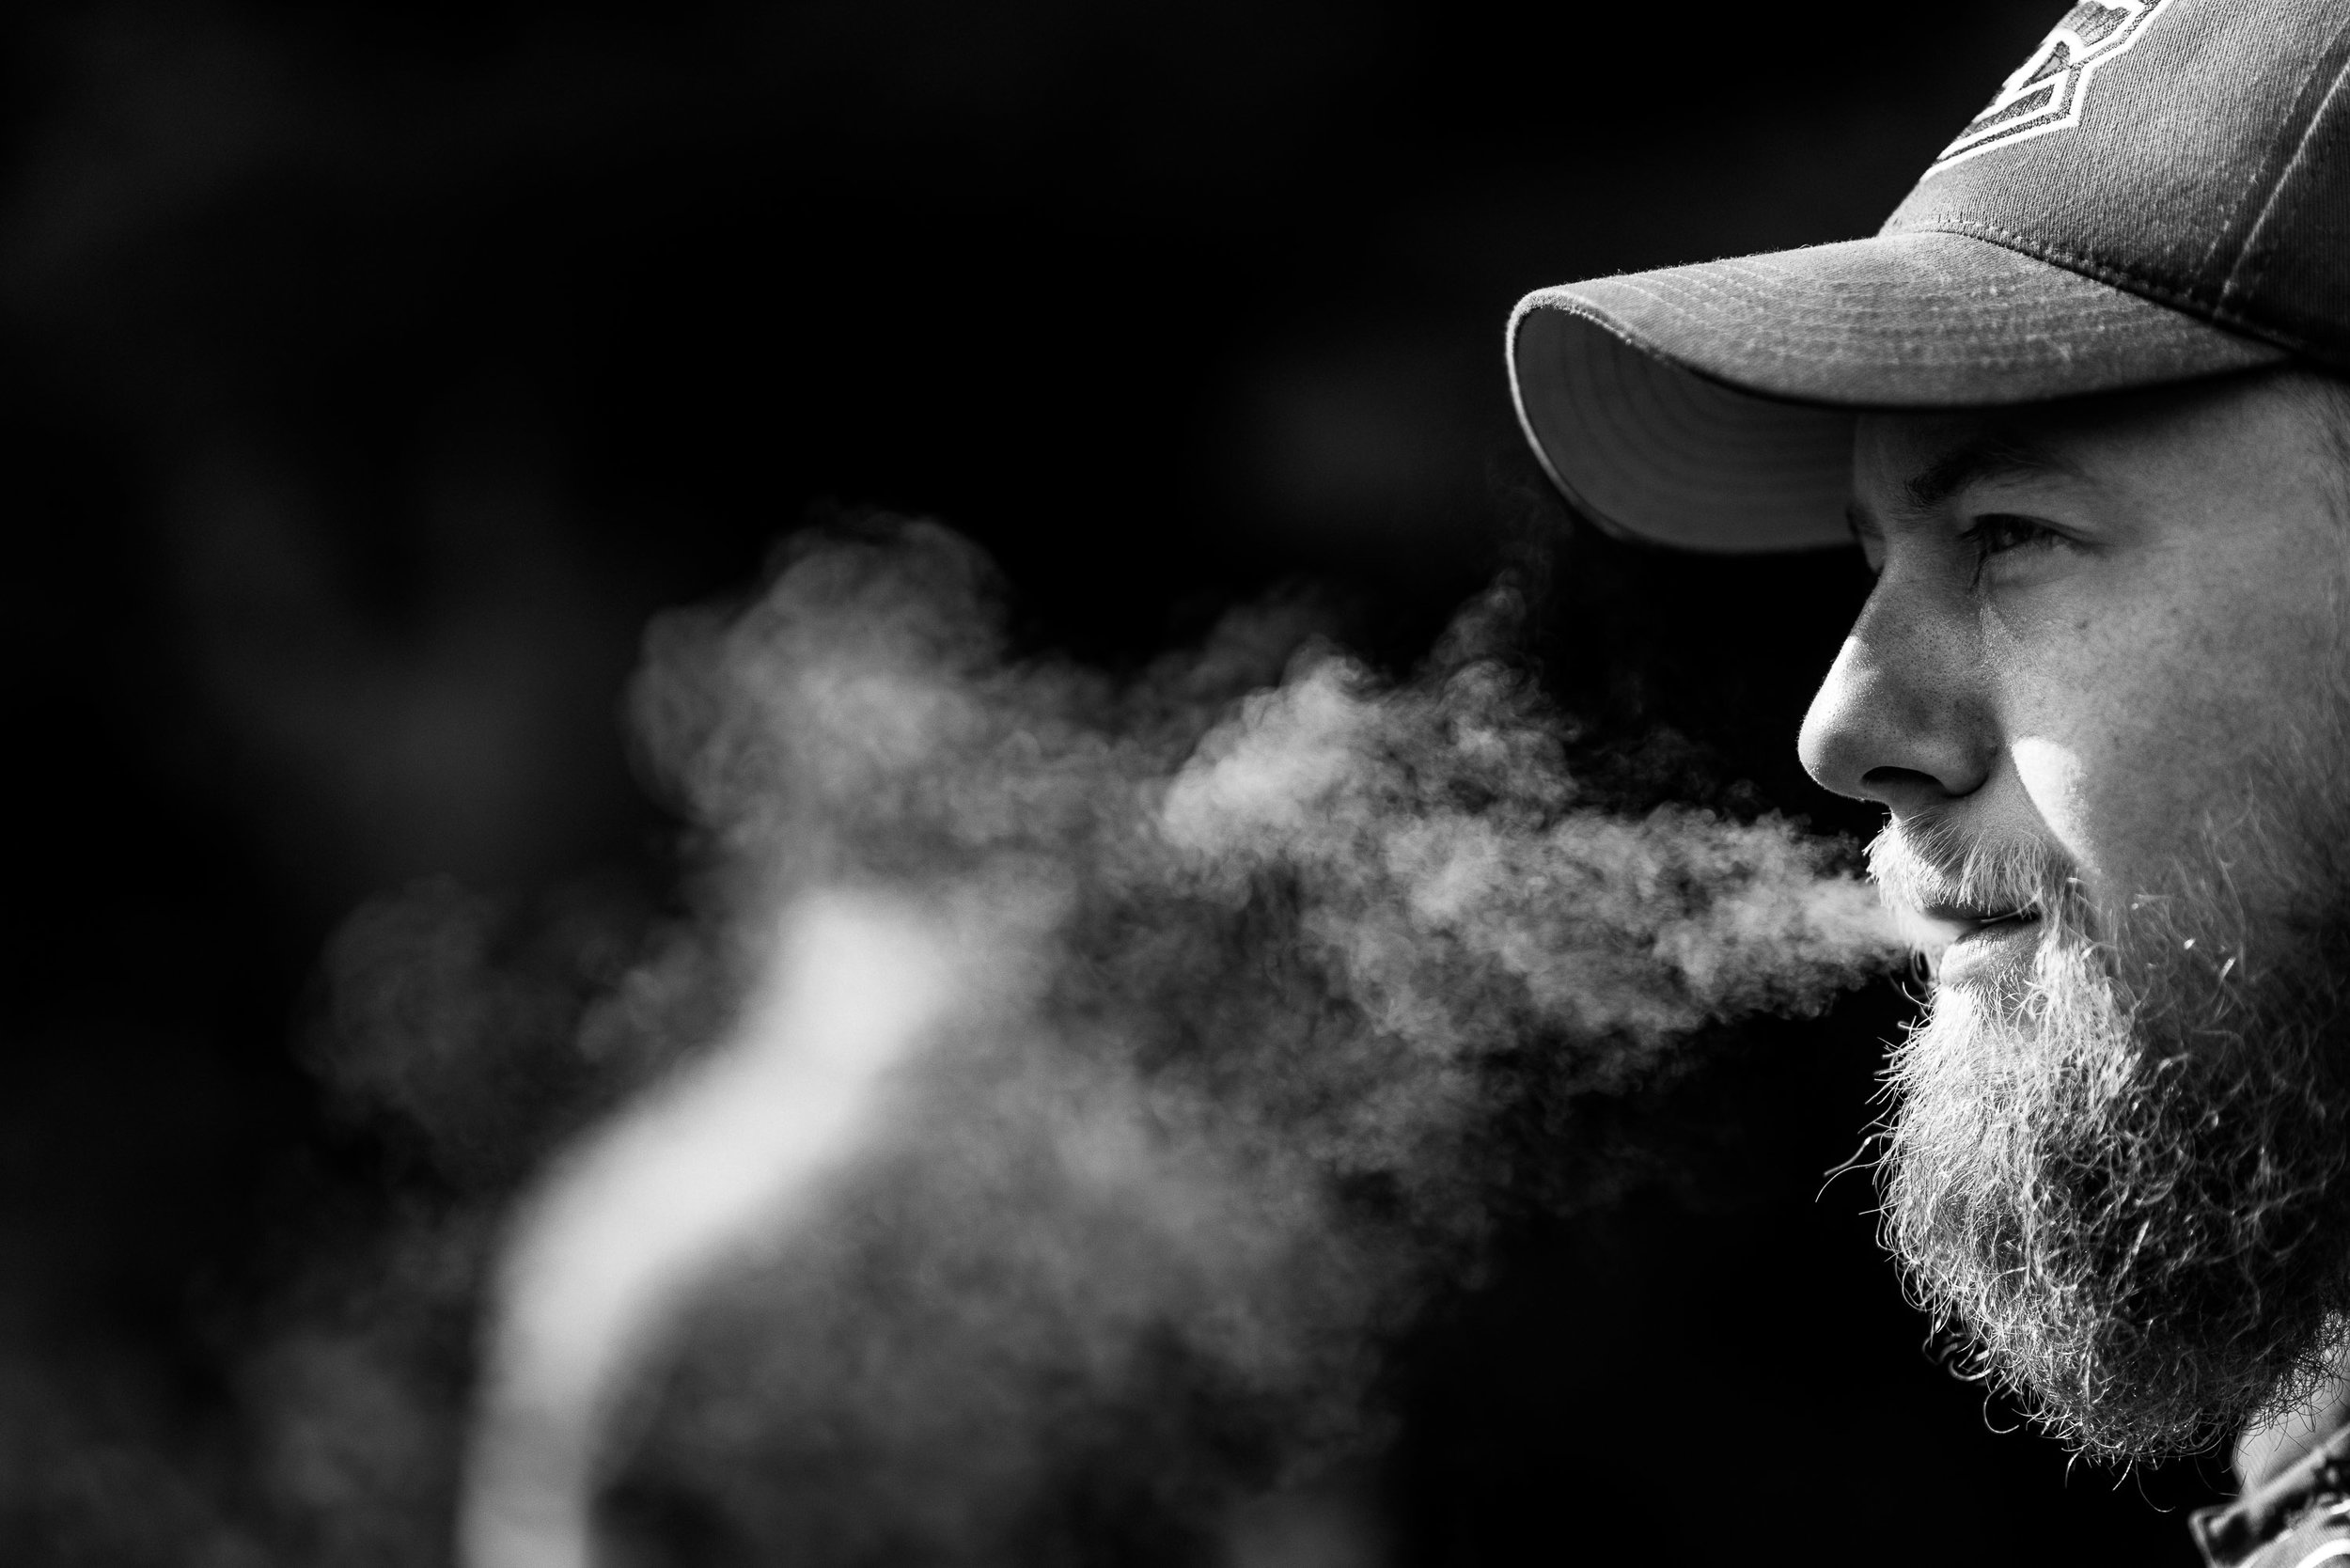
left=1991, top=577, right=2342, bottom=902
left=2007, top=735, right=2091, bottom=849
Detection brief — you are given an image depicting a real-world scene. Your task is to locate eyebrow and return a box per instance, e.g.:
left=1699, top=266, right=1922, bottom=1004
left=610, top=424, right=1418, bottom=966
left=1901, top=431, right=2087, bottom=512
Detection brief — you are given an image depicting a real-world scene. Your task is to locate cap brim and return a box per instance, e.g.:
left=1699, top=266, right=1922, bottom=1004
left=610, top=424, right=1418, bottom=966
left=1509, top=229, right=2291, bottom=551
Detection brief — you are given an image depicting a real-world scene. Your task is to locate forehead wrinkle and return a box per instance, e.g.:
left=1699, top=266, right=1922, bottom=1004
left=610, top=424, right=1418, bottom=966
left=1901, top=429, right=2089, bottom=514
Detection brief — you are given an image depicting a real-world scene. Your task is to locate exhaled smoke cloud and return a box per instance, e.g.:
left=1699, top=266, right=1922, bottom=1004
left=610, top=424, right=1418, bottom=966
left=444, top=518, right=1896, bottom=1566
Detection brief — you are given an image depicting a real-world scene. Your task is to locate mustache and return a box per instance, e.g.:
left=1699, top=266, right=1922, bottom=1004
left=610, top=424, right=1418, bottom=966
left=1866, top=817, right=2083, bottom=932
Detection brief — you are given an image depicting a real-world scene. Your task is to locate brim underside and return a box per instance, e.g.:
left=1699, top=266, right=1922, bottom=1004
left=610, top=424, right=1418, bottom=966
left=1509, top=228, right=2289, bottom=551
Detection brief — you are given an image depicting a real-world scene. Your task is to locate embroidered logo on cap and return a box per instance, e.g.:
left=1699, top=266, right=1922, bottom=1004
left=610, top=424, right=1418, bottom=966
left=1929, top=0, right=2177, bottom=173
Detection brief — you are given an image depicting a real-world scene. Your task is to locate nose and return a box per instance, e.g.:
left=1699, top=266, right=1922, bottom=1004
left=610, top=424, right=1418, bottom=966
left=1797, top=578, right=1993, bottom=813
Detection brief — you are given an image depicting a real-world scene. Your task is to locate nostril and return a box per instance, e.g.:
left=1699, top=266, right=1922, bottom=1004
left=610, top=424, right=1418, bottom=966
left=1860, top=764, right=1962, bottom=807
left=1796, top=631, right=1992, bottom=807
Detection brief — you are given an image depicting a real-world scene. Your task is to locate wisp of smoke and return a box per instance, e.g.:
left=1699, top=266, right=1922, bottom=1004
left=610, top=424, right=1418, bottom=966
left=462, top=891, right=981, bottom=1568
left=446, top=518, right=1897, bottom=1566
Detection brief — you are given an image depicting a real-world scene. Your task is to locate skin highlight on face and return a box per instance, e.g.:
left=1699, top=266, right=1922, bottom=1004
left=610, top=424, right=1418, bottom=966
left=1801, top=368, right=2350, bottom=1461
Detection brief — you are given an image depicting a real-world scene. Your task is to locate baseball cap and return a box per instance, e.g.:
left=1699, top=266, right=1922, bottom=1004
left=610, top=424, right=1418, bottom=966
left=1508, top=0, right=2349, bottom=551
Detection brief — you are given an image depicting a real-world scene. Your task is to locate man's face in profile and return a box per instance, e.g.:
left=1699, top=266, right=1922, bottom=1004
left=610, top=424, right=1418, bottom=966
left=1800, top=369, right=2350, bottom=1458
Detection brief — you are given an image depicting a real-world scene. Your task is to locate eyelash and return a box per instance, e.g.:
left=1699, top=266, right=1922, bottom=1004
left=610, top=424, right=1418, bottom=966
left=1959, top=513, right=2064, bottom=572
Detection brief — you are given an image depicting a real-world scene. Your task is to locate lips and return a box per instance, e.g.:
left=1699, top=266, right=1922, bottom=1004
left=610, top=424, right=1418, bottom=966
left=1922, top=902, right=2040, bottom=933
left=1890, top=900, right=2033, bottom=945
left=1921, top=905, right=2044, bottom=985
left=1879, top=896, right=2047, bottom=986
left=1866, top=823, right=2072, bottom=987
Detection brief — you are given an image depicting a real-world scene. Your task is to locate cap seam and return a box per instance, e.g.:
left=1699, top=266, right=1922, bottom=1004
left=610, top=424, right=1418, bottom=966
left=1894, top=215, right=2324, bottom=361
left=1545, top=243, right=2265, bottom=374
left=2219, top=16, right=2350, bottom=310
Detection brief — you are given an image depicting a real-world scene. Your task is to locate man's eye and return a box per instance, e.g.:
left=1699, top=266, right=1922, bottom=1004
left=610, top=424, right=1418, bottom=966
left=1960, top=513, right=2064, bottom=565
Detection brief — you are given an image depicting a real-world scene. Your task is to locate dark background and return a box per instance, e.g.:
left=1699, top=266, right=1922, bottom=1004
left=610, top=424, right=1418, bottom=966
left=2, top=1, right=2238, bottom=1562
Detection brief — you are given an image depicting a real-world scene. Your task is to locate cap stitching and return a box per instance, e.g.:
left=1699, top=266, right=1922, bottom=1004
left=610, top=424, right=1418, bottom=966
left=1894, top=215, right=2322, bottom=360
left=1653, top=261, right=2141, bottom=328
left=1599, top=254, right=2209, bottom=368
left=1902, top=215, right=2197, bottom=304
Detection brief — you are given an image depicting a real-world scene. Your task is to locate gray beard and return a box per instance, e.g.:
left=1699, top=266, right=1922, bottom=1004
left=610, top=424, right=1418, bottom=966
left=1872, top=806, right=2350, bottom=1462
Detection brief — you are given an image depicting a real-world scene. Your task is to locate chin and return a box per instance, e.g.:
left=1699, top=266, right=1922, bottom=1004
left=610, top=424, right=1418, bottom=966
left=1880, top=850, right=2350, bottom=1458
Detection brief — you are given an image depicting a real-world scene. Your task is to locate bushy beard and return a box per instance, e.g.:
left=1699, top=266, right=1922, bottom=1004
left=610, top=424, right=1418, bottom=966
left=1872, top=793, right=2350, bottom=1462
